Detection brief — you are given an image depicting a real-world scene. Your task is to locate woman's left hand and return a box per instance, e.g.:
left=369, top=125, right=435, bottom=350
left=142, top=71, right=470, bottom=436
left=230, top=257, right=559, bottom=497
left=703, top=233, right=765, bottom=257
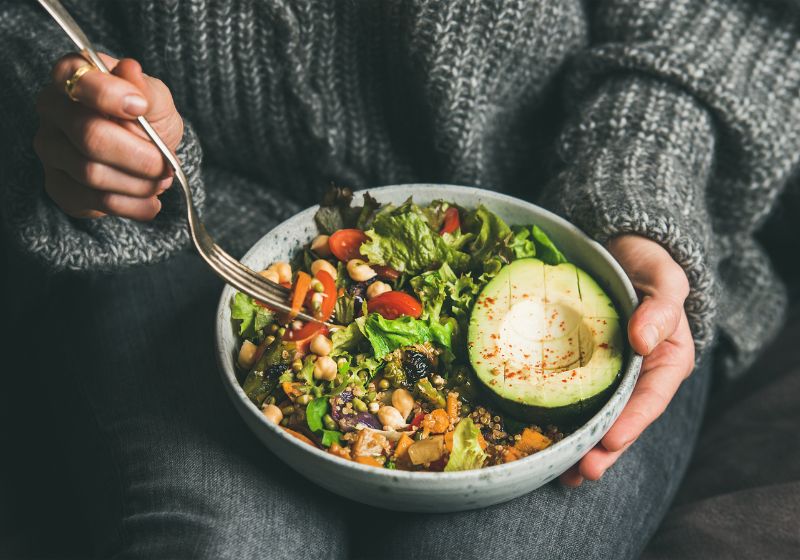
left=560, top=234, right=696, bottom=487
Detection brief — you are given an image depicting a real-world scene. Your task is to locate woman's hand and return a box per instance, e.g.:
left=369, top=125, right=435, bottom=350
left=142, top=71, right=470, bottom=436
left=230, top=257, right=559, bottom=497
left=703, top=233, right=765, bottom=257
left=34, top=53, right=183, bottom=220
left=560, top=234, right=695, bottom=487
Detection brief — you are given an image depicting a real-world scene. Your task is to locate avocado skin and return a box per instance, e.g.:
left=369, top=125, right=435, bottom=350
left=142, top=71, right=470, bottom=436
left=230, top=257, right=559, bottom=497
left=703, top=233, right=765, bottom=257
left=476, top=371, right=622, bottom=430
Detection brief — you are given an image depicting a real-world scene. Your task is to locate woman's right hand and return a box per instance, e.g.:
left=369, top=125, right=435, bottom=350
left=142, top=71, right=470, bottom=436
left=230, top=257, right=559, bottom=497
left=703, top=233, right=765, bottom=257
left=34, top=53, right=183, bottom=220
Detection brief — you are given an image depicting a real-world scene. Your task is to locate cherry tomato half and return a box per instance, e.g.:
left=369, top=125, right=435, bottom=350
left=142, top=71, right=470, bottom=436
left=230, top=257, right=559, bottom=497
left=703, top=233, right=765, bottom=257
left=283, top=323, right=328, bottom=355
left=314, top=270, right=337, bottom=322
left=439, top=206, right=460, bottom=235
left=328, top=229, right=368, bottom=262
left=367, top=291, right=422, bottom=319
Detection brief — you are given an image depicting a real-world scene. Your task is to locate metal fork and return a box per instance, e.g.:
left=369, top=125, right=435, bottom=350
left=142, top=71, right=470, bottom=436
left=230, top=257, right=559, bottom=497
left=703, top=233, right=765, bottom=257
left=37, top=0, right=328, bottom=325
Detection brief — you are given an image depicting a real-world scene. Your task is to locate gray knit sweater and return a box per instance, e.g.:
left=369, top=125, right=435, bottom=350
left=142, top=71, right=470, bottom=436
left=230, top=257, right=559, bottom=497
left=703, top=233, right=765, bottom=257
left=2, top=0, right=799, bottom=376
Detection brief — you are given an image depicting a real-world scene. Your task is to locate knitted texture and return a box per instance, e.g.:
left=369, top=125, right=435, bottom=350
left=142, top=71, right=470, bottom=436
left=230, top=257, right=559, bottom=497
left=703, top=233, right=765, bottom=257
left=1, top=0, right=799, bottom=376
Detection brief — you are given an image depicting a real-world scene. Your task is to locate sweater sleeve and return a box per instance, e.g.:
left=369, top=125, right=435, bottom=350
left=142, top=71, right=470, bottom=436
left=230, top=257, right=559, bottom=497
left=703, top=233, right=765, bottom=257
left=544, top=0, right=800, bottom=362
left=0, top=1, right=206, bottom=272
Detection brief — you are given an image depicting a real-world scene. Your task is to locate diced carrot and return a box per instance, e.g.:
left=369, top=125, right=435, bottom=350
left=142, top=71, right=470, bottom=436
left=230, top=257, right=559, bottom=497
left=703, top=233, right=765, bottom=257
left=354, top=455, right=383, bottom=467
left=282, top=427, right=315, bottom=446
left=502, top=446, right=524, bottom=463
left=446, top=392, right=459, bottom=422
left=515, top=428, right=552, bottom=454
left=426, top=409, right=450, bottom=434
left=289, top=271, right=312, bottom=320
left=393, top=433, right=414, bottom=460
left=282, top=381, right=303, bottom=398
left=444, top=430, right=454, bottom=452
left=328, top=443, right=351, bottom=460
left=477, top=431, right=488, bottom=451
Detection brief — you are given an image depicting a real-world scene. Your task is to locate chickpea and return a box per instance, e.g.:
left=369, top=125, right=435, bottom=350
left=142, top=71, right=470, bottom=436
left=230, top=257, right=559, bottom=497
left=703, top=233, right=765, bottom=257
left=346, top=259, right=376, bottom=282
left=237, top=340, right=258, bottom=369
left=368, top=402, right=380, bottom=414
left=391, top=388, right=415, bottom=420
left=310, top=235, right=332, bottom=257
left=309, top=334, right=333, bottom=356
left=366, top=281, right=392, bottom=300
left=311, top=259, right=338, bottom=279
left=314, top=355, right=337, bottom=381
left=310, top=291, right=325, bottom=313
left=268, top=261, right=292, bottom=284
left=377, top=406, right=407, bottom=430
left=262, top=404, right=283, bottom=424
left=258, top=268, right=280, bottom=283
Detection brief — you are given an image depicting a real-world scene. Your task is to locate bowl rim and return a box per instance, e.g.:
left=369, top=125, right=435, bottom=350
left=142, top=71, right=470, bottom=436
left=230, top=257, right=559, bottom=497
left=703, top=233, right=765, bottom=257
left=215, top=184, right=643, bottom=480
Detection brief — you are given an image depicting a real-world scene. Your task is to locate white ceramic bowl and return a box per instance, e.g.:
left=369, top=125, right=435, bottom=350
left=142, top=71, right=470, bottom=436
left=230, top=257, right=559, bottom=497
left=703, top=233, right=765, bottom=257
left=215, top=184, right=641, bottom=512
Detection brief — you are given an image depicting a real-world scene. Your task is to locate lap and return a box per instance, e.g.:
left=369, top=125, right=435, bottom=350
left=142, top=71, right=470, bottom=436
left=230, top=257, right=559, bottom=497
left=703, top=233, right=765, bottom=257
left=9, top=245, right=711, bottom=560
left=14, top=249, right=346, bottom=560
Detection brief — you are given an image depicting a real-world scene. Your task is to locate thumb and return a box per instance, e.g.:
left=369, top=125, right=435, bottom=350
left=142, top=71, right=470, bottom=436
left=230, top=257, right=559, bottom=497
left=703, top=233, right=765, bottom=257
left=629, top=294, right=684, bottom=355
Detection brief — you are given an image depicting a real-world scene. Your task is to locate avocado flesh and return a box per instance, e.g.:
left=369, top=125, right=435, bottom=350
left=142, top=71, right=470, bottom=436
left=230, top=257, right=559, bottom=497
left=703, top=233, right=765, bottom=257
left=468, top=258, right=623, bottom=427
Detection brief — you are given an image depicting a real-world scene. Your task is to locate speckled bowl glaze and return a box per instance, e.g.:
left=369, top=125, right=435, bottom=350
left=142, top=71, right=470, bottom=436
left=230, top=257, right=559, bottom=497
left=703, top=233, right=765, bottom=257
left=215, top=184, right=642, bottom=513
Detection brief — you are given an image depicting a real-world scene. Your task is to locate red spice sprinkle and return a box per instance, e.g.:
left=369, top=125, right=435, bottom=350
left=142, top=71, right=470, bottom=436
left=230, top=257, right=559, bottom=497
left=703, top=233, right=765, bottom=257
left=598, top=342, right=609, bottom=349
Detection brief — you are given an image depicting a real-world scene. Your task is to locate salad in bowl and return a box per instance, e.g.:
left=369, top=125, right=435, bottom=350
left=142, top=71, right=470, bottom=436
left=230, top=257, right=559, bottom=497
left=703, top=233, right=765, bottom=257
left=229, top=187, right=624, bottom=473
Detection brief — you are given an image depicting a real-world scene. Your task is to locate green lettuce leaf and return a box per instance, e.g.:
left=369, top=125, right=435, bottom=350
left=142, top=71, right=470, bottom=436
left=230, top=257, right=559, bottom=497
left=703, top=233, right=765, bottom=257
left=445, top=417, right=488, bottom=472
left=409, top=262, right=458, bottom=321
left=331, top=322, right=366, bottom=354
left=360, top=200, right=470, bottom=274
left=231, top=292, right=275, bottom=338
left=531, top=225, right=567, bottom=265
left=508, top=225, right=537, bottom=259
left=355, top=313, right=453, bottom=359
left=306, top=397, right=328, bottom=433
left=462, top=205, right=512, bottom=266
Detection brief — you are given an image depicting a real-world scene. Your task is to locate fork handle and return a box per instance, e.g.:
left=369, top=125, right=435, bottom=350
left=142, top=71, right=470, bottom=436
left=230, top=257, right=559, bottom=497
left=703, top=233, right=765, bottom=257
left=36, top=0, right=191, bottom=194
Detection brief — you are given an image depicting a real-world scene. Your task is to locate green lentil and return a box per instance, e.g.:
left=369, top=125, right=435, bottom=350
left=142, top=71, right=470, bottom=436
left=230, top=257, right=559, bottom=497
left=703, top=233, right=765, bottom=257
left=366, top=390, right=377, bottom=403
left=280, top=405, right=295, bottom=416
left=296, top=394, right=312, bottom=406
left=378, top=379, right=391, bottom=391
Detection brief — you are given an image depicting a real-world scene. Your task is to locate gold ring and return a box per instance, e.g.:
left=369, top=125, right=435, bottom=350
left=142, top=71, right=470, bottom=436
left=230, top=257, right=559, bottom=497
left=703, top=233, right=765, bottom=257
left=64, top=64, right=94, bottom=102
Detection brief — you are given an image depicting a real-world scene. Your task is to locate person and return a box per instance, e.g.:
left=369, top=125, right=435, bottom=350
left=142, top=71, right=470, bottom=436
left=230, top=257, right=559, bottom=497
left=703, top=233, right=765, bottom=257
left=1, top=1, right=797, bottom=558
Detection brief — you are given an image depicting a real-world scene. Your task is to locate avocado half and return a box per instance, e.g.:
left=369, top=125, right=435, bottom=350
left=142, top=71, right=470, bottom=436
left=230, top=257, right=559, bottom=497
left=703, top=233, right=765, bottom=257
left=467, top=258, right=623, bottom=428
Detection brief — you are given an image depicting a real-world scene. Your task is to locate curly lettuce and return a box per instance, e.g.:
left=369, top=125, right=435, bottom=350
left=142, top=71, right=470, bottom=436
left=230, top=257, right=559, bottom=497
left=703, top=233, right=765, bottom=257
left=360, top=200, right=470, bottom=274
left=231, top=292, right=275, bottom=338
left=355, top=313, right=453, bottom=359
left=445, top=417, right=487, bottom=471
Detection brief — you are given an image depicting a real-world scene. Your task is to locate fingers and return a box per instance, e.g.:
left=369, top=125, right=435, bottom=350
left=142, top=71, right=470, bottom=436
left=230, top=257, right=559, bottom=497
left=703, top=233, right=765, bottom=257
left=34, top=126, right=173, bottom=197
left=628, top=294, right=683, bottom=355
left=602, top=313, right=694, bottom=452
left=51, top=53, right=149, bottom=119
left=44, top=168, right=162, bottom=221
left=559, top=465, right=584, bottom=487
left=37, top=86, right=168, bottom=179
left=608, top=235, right=690, bottom=355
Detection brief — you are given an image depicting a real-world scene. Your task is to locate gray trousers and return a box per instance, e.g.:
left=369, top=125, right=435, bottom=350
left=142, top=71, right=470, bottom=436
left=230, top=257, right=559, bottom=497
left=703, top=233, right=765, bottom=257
left=8, top=249, right=711, bottom=560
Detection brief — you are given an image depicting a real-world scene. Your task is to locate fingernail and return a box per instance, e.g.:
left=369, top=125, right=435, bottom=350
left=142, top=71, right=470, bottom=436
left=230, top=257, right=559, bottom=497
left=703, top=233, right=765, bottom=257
left=642, top=324, right=659, bottom=353
left=123, top=94, right=147, bottom=116
left=156, top=176, right=173, bottom=194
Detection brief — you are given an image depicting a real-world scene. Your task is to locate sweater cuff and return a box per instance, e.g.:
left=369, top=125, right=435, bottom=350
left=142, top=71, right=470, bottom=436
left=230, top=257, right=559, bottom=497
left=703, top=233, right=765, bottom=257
left=545, top=75, right=718, bottom=355
left=4, top=122, right=206, bottom=272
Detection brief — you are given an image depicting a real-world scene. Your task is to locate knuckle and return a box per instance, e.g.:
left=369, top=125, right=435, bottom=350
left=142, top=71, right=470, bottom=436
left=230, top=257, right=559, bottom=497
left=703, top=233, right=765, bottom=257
left=51, top=54, right=79, bottom=82
left=78, top=118, right=108, bottom=155
left=81, top=161, right=105, bottom=187
left=136, top=147, right=164, bottom=178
